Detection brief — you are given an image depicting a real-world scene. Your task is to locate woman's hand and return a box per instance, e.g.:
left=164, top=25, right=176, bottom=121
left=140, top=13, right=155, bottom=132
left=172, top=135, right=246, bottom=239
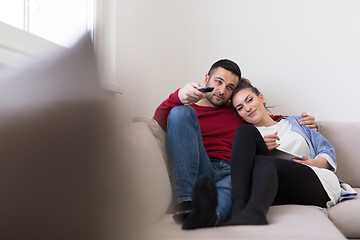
left=263, top=132, right=280, bottom=151
left=292, top=155, right=314, bottom=166
left=292, top=156, right=332, bottom=169
left=178, top=83, right=206, bottom=104
left=298, top=112, right=317, bottom=131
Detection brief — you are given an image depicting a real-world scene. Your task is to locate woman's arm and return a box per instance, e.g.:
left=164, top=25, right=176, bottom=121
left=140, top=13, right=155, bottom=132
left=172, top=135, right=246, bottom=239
left=295, top=116, right=337, bottom=170
left=292, top=156, right=332, bottom=169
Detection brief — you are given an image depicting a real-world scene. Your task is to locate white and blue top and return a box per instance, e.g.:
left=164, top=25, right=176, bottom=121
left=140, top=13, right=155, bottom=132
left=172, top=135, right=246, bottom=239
left=256, top=116, right=357, bottom=208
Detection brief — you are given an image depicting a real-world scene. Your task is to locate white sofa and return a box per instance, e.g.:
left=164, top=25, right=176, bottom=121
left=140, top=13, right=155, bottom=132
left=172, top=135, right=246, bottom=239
left=1, top=27, right=358, bottom=239
left=121, top=118, right=360, bottom=240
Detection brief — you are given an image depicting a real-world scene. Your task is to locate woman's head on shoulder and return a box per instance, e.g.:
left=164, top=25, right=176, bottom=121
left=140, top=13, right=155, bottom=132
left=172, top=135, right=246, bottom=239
left=231, top=78, right=271, bottom=127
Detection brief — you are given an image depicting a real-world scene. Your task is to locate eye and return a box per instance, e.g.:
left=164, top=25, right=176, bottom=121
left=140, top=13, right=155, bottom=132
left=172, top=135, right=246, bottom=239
left=247, top=97, right=253, bottom=103
left=237, top=105, right=243, bottom=111
left=227, top=85, right=234, bottom=90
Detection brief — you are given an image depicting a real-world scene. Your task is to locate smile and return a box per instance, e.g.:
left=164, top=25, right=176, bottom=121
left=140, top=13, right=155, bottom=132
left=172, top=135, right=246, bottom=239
left=248, top=110, right=256, bottom=117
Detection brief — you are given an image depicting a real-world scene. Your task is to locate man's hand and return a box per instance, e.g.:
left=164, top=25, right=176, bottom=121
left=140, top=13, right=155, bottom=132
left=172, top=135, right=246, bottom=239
left=178, top=83, right=206, bottom=104
left=298, top=112, right=317, bottom=131
left=263, top=132, right=280, bottom=151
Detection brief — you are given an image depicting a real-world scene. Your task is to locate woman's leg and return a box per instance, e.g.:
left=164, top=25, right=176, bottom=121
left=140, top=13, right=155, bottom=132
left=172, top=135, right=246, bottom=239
left=226, top=124, right=330, bottom=225
left=226, top=155, right=330, bottom=225
left=226, top=125, right=272, bottom=225
left=226, top=155, right=278, bottom=225
left=271, top=158, right=330, bottom=208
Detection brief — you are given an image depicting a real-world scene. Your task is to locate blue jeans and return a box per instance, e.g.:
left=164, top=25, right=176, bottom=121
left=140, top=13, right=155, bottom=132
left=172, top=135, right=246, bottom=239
left=166, top=105, right=232, bottom=224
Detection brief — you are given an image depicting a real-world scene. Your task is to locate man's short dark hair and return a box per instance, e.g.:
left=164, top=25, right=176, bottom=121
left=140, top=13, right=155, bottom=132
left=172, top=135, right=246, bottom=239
left=208, top=59, right=241, bottom=81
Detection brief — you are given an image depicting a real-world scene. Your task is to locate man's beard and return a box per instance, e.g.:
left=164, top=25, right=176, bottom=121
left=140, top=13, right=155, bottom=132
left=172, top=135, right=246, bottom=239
left=205, top=93, right=228, bottom=107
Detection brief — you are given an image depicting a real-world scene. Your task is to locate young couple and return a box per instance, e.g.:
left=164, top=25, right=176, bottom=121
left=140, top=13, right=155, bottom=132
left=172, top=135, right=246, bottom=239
left=153, top=59, right=356, bottom=230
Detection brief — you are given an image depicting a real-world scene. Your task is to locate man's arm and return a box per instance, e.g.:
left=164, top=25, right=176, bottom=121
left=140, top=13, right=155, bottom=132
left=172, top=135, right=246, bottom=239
left=178, top=82, right=205, bottom=104
left=298, top=112, right=317, bottom=131
left=153, top=89, right=183, bottom=131
left=153, top=83, right=206, bottom=131
left=271, top=112, right=317, bottom=130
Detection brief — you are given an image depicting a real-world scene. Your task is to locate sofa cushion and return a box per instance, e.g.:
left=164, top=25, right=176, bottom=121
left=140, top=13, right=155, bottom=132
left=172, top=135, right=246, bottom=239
left=133, top=116, right=168, bottom=167
left=318, top=121, right=360, bottom=187
left=118, top=121, right=172, bottom=223
left=151, top=205, right=346, bottom=239
left=328, top=188, right=360, bottom=239
left=0, top=34, right=113, bottom=240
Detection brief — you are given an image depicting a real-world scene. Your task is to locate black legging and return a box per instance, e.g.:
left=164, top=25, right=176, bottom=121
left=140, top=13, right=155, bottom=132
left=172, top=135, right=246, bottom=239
left=226, top=124, right=330, bottom=225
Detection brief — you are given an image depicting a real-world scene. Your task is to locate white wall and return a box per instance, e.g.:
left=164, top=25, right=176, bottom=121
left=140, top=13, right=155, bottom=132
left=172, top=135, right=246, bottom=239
left=115, top=0, right=360, bottom=121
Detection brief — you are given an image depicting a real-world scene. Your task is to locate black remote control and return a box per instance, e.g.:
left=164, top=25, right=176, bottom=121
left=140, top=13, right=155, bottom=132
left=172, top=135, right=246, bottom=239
left=197, top=87, right=214, bottom=93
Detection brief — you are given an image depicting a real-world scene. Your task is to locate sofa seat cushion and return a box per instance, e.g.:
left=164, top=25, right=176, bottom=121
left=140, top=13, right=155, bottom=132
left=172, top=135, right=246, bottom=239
left=328, top=188, right=360, bottom=239
left=150, top=205, right=346, bottom=239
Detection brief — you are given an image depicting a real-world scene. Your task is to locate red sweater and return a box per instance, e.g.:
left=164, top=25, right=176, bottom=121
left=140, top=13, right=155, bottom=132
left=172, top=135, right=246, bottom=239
left=153, top=89, right=281, bottom=162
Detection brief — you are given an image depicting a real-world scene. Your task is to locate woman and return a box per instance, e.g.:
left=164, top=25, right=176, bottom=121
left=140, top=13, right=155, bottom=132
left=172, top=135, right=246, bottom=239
left=225, top=82, right=357, bottom=225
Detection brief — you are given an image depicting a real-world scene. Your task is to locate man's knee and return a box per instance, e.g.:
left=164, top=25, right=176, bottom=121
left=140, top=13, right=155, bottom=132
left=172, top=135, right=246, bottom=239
left=168, top=105, right=197, bottom=126
left=168, top=105, right=196, bottom=119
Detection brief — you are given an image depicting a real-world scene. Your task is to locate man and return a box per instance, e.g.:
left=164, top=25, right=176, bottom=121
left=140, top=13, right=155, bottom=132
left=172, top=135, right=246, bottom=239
left=153, top=59, right=315, bottom=229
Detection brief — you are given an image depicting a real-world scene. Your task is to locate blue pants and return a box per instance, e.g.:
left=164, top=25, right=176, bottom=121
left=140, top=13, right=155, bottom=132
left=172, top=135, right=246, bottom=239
left=166, top=105, right=232, bottom=224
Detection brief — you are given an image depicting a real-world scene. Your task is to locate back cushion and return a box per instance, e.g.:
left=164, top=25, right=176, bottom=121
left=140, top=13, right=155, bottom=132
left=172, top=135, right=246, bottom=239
left=318, top=121, right=360, bottom=187
left=118, top=121, right=172, bottom=223
left=133, top=117, right=168, bottom=168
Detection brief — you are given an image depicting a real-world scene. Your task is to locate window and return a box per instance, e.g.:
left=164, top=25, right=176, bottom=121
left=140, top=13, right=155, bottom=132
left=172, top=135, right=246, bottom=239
left=0, top=0, right=95, bottom=47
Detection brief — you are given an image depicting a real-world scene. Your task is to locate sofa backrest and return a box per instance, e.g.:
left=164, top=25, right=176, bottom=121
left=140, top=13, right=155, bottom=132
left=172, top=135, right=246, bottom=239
left=318, top=121, right=360, bottom=188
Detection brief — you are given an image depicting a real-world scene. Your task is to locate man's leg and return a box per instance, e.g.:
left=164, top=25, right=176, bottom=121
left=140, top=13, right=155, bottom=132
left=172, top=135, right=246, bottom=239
left=213, top=160, right=232, bottom=224
left=182, top=160, right=232, bottom=229
left=166, top=106, right=214, bottom=223
left=182, top=175, right=218, bottom=229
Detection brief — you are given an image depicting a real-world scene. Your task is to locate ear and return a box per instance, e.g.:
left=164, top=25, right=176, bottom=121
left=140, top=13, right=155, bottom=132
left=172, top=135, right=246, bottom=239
left=259, top=93, right=266, bottom=104
left=204, top=73, right=210, bottom=86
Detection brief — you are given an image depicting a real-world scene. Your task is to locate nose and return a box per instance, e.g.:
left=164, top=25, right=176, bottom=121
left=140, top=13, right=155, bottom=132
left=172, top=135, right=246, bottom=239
left=244, top=104, right=252, bottom=112
left=218, top=85, right=226, bottom=95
